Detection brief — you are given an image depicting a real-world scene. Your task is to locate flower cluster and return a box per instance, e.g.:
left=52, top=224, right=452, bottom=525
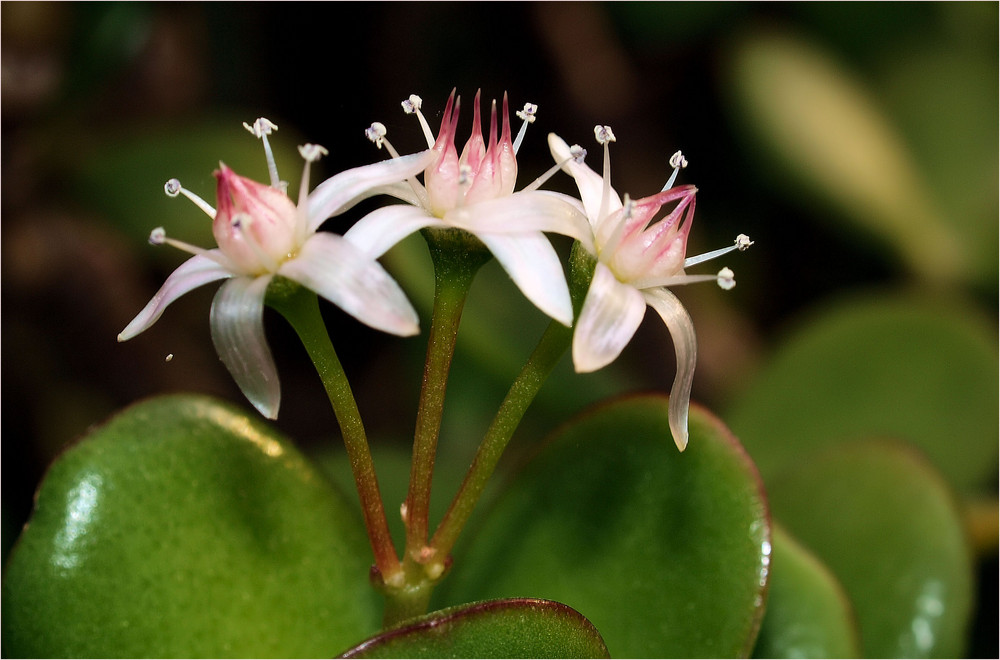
left=119, top=94, right=749, bottom=452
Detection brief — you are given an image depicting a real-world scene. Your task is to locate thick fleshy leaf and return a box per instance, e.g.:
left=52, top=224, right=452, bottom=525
left=279, top=232, right=419, bottom=336
left=343, top=204, right=444, bottom=259
left=440, top=396, right=771, bottom=658
left=477, top=231, right=573, bottom=326
left=725, top=292, right=999, bottom=494
left=767, top=441, right=974, bottom=658
left=1, top=394, right=380, bottom=658
left=210, top=274, right=279, bottom=419
left=572, top=262, right=645, bottom=372
left=306, top=151, right=437, bottom=231
left=752, top=525, right=860, bottom=659
left=339, top=598, right=609, bottom=659
left=117, top=252, right=233, bottom=341
left=724, top=30, right=967, bottom=284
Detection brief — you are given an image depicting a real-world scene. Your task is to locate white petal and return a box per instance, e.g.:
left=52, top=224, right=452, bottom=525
left=572, top=262, right=646, bottom=372
left=443, top=191, right=594, bottom=253
left=305, top=150, right=437, bottom=232
left=477, top=232, right=574, bottom=326
left=548, top=133, right=622, bottom=226
left=279, top=232, right=419, bottom=336
left=643, top=288, right=697, bottom=452
left=117, top=253, right=233, bottom=341
left=343, top=204, right=444, bottom=259
left=210, top=275, right=280, bottom=419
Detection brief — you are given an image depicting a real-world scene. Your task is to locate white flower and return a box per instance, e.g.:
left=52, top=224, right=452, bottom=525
left=549, top=131, right=752, bottom=451
left=118, top=118, right=436, bottom=419
left=343, top=91, right=591, bottom=326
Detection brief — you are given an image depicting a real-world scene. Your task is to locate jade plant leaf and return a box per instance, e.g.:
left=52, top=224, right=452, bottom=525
left=752, top=525, right=860, bottom=658
left=2, top=394, right=380, bottom=658
left=725, top=291, right=999, bottom=495
left=339, top=598, right=609, bottom=659
left=439, top=395, right=771, bottom=658
left=767, top=441, right=974, bottom=658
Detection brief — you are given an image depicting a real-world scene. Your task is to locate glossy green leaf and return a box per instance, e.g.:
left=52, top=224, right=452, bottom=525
left=767, top=441, right=974, bottom=658
left=2, top=394, right=380, bottom=658
left=725, top=291, right=998, bottom=495
left=725, top=30, right=967, bottom=284
left=440, top=395, right=770, bottom=657
left=752, top=525, right=860, bottom=658
left=340, top=598, right=609, bottom=659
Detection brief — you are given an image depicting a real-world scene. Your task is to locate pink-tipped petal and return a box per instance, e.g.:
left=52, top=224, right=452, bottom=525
left=117, top=253, right=233, bottom=341
left=344, top=204, right=445, bottom=259
left=477, top=232, right=574, bottom=326
left=306, top=150, right=436, bottom=231
left=642, top=287, right=697, bottom=452
left=572, top=262, right=646, bottom=372
left=210, top=275, right=280, bottom=419
left=279, top=232, right=419, bottom=337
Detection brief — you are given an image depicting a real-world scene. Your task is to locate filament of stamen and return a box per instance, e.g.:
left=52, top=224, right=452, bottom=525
left=633, top=269, right=732, bottom=290
left=148, top=226, right=234, bottom=270
left=512, top=102, right=538, bottom=154
left=663, top=150, right=688, bottom=191
left=402, top=94, right=436, bottom=148
left=522, top=155, right=575, bottom=192
left=164, top=178, right=216, bottom=218
left=244, top=118, right=281, bottom=190
left=683, top=234, right=753, bottom=268
left=594, top=125, right=616, bottom=223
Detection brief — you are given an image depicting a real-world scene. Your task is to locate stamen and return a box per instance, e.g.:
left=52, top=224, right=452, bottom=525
left=147, top=226, right=234, bottom=270
left=231, top=213, right=279, bottom=273
left=683, top=234, right=753, bottom=268
left=366, top=122, right=387, bottom=149
left=402, top=94, right=435, bottom=148
left=165, top=354, right=174, bottom=362
left=454, top=164, right=474, bottom=207
left=243, top=117, right=282, bottom=190
left=164, top=178, right=216, bottom=218
left=512, top=101, right=538, bottom=154
left=663, top=150, right=689, bottom=191
left=717, top=267, right=736, bottom=290
left=595, top=125, right=615, bottom=221
left=296, top=143, right=328, bottom=213
left=594, top=125, right=616, bottom=145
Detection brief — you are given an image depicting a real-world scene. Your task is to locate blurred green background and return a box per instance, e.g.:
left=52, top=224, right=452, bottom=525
left=2, top=2, right=996, bottom=656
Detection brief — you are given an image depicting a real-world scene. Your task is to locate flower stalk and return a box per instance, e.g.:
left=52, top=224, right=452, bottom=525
left=402, top=228, right=491, bottom=574
left=266, top=279, right=401, bottom=583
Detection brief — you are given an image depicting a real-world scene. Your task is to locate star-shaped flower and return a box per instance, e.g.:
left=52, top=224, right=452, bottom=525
left=342, top=92, right=590, bottom=326
left=118, top=118, right=436, bottom=419
left=550, top=128, right=752, bottom=451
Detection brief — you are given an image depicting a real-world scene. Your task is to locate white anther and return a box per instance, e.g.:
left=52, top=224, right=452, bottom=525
left=516, top=103, right=538, bottom=123
left=149, top=227, right=166, bottom=245
left=569, top=145, right=587, bottom=163
left=401, top=94, right=423, bottom=114
left=735, top=234, right=754, bottom=251
left=717, top=267, right=736, bottom=290
left=458, top=164, right=473, bottom=185
left=669, top=150, right=688, bottom=170
left=366, top=122, right=387, bottom=148
left=298, top=143, right=328, bottom=162
left=622, top=193, right=634, bottom=219
left=400, top=502, right=409, bottom=523
left=165, top=353, right=174, bottom=362
left=243, top=117, right=278, bottom=138
left=164, top=179, right=181, bottom=197
left=594, top=125, right=616, bottom=145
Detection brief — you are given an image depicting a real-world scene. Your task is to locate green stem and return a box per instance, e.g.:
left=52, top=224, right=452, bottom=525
left=268, top=282, right=401, bottom=582
left=403, top=229, right=490, bottom=566
left=429, top=319, right=572, bottom=559
left=430, top=242, right=598, bottom=560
